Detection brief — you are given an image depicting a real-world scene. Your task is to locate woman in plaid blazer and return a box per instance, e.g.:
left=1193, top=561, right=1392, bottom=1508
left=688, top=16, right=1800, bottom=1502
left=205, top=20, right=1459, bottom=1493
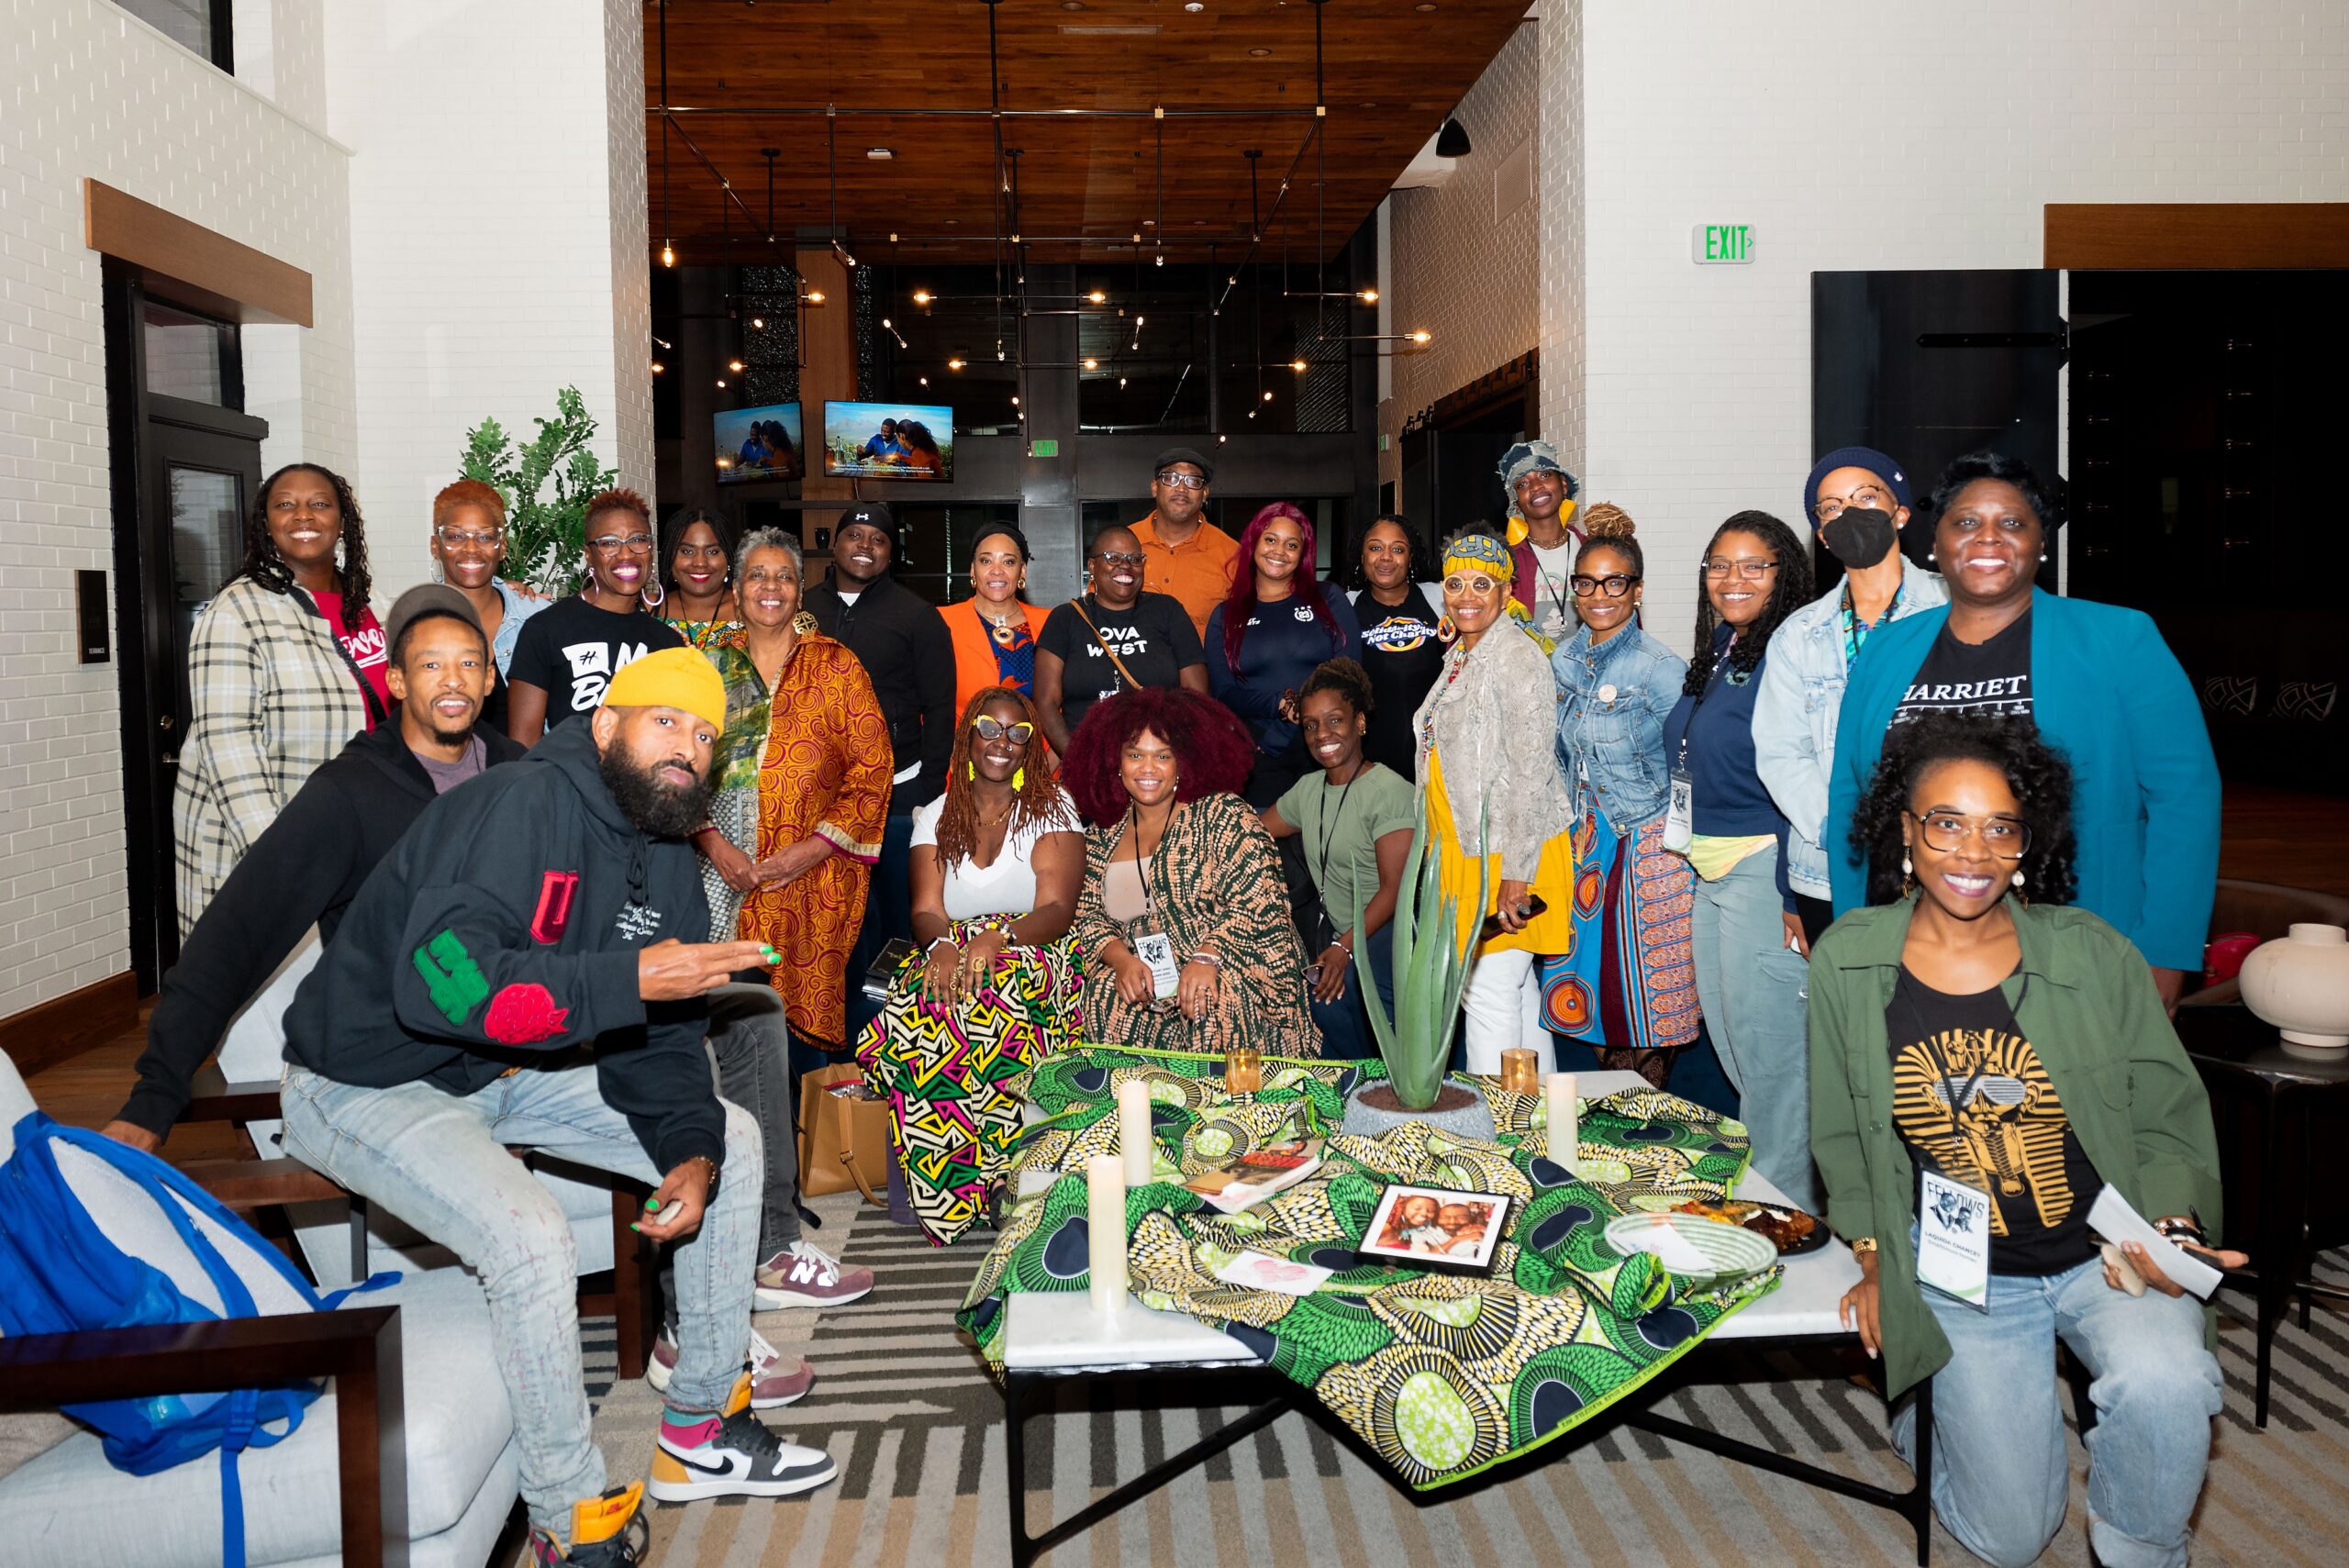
left=173, top=463, right=384, bottom=935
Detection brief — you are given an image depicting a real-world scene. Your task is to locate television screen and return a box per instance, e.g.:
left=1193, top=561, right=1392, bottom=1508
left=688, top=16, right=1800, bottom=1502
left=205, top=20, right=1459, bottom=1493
left=823, top=401, right=952, bottom=481
left=714, top=403, right=804, bottom=484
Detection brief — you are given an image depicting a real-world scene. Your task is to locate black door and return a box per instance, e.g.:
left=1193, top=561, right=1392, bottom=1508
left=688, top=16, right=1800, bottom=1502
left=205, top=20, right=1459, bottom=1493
left=105, top=272, right=266, bottom=987
left=1811, top=270, right=2064, bottom=592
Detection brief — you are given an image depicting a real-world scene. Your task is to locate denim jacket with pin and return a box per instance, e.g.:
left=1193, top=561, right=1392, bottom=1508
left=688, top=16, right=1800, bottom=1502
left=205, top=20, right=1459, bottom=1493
left=1752, top=558, right=1946, bottom=898
left=1549, top=621, right=1687, bottom=829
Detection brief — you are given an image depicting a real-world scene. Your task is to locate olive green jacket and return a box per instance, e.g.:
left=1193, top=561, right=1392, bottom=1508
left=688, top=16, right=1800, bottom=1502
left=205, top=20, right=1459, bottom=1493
left=1807, top=895, right=2223, bottom=1399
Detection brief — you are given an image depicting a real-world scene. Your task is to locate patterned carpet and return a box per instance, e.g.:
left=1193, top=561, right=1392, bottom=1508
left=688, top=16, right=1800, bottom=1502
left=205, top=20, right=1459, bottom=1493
left=578, top=1195, right=2349, bottom=1567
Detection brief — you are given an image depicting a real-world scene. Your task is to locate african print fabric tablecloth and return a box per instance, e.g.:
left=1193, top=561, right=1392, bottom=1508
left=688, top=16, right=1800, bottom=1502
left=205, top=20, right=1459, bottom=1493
left=956, top=1048, right=1781, bottom=1489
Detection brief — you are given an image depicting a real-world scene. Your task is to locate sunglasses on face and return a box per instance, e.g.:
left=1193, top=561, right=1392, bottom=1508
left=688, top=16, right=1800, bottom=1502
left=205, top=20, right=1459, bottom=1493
left=973, top=717, right=1035, bottom=744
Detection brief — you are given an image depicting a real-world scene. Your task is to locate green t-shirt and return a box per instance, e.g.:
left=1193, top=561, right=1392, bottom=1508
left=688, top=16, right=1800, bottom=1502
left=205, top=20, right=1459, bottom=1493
left=1275, top=762, right=1418, bottom=934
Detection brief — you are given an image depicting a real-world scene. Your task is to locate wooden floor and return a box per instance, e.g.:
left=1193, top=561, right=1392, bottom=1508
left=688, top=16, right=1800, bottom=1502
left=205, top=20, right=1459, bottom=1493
left=22, top=782, right=2349, bottom=1140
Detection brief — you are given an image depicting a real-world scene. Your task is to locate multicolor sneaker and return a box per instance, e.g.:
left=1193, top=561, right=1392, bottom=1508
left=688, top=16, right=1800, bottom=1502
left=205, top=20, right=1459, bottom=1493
left=528, top=1482, right=650, bottom=1566
left=645, top=1327, right=813, bottom=1408
left=753, top=1239, right=875, bottom=1310
left=647, top=1373, right=838, bottom=1503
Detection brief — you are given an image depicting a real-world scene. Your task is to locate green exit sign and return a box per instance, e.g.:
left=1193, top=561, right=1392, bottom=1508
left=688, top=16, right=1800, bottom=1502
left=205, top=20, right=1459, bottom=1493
left=1029, top=438, right=1060, bottom=458
left=1693, top=223, right=1755, bottom=264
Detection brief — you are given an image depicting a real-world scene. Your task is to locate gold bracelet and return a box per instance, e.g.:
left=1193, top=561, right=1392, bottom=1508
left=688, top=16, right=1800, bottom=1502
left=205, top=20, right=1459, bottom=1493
left=1850, top=1236, right=1878, bottom=1254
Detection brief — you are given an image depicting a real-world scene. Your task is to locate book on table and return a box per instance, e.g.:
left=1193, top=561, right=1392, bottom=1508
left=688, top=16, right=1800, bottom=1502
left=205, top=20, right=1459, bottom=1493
left=1184, top=1137, right=1325, bottom=1213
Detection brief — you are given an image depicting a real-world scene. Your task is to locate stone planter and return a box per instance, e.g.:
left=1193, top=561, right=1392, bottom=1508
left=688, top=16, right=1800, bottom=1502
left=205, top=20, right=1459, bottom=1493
left=2241, top=923, right=2349, bottom=1051
left=1342, top=1077, right=1497, bottom=1140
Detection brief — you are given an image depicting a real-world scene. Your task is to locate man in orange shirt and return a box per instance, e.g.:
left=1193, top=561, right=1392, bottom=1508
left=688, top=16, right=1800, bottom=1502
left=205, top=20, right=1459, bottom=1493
left=1130, top=447, right=1238, bottom=638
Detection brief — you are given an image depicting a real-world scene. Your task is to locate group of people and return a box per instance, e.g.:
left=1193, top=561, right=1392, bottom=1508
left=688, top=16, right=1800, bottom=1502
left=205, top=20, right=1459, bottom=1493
left=117, top=432, right=2243, bottom=1566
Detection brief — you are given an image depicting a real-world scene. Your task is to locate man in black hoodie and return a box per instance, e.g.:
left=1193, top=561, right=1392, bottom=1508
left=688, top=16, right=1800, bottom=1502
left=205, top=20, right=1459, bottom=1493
left=277, top=648, right=835, bottom=1566
left=804, top=502, right=953, bottom=1040
left=105, top=584, right=523, bottom=1148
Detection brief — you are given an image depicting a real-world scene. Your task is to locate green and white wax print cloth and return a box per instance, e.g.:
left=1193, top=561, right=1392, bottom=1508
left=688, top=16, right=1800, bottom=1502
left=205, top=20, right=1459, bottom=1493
left=956, top=1048, right=1778, bottom=1488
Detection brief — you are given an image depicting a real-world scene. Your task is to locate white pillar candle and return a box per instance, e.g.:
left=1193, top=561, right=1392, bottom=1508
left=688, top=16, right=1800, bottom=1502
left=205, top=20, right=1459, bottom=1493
left=1117, top=1079, right=1154, bottom=1186
left=1545, top=1073, right=1579, bottom=1169
left=1087, top=1153, right=1129, bottom=1313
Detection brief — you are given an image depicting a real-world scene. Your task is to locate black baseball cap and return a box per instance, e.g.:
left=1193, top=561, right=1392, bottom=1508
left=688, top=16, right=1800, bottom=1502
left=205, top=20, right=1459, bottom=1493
left=1153, top=447, right=1213, bottom=484
left=837, top=502, right=897, bottom=546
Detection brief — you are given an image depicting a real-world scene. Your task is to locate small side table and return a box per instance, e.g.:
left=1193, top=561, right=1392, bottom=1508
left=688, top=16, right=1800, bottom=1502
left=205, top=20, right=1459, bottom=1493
left=2175, top=1003, right=2349, bottom=1428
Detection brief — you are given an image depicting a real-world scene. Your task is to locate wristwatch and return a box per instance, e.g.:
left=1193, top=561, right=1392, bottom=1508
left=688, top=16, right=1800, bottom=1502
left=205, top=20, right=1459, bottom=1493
left=1850, top=1236, right=1879, bottom=1255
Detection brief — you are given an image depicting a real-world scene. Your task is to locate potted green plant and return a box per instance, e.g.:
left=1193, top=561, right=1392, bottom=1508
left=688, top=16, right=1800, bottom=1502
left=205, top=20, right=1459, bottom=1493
left=457, top=386, right=618, bottom=597
left=1346, top=804, right=1496, bottom=1136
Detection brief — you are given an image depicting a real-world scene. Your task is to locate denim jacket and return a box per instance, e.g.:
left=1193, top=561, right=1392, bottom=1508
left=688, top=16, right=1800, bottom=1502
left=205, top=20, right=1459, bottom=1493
left=1548, top=621, right=1687, bottom=828
left=1752, top=558, right=1945, bottom=898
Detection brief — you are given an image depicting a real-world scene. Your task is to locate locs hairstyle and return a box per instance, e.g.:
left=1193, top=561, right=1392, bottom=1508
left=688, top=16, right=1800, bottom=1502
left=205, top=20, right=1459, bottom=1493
left=1849, top=712, right=2079, bottom=907
left=930, top=687, right=1065, bottom=868
left=239, top=462, right=371, bottom=610
left=1682, top=509, right=1811, bottom=696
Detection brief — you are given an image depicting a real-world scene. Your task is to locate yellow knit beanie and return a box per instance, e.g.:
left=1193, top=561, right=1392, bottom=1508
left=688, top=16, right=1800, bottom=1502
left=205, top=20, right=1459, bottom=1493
left=600, top=647, right=727, bottom=729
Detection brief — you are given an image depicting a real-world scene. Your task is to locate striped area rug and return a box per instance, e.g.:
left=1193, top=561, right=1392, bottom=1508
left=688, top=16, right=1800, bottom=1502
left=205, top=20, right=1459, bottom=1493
left=579, top=1195, right=2349, bottom=1567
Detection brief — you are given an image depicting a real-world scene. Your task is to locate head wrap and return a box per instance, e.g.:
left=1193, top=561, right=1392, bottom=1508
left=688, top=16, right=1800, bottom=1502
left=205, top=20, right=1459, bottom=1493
left=601, top=646, right=728, bottom=729
left=1801, top=446, right=1912, bottom=529
left=1496, top=441, right=1579, bottom=547
left=1442, top=531, right=1514, bottom=580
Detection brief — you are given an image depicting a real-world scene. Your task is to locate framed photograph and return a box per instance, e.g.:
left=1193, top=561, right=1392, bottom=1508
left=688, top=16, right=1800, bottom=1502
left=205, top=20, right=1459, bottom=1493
left=1357, top=1184, right=1514, bottom=1274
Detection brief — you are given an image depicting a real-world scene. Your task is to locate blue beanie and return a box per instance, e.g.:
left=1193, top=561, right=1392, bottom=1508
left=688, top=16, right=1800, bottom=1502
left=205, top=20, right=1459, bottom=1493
left=1802, top=446, right=1912, bottom=529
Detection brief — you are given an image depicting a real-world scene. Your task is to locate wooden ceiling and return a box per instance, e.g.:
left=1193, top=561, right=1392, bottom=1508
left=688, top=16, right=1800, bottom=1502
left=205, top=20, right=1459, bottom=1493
left=644, top=0, right=1533, bottom=263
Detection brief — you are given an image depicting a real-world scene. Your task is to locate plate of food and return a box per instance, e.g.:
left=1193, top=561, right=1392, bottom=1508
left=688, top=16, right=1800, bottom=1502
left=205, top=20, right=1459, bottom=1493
left=1671, top=1197, right=1828, bottom=1256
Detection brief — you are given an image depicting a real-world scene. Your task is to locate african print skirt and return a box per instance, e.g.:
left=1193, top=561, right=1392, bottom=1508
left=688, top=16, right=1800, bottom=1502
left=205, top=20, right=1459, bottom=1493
left=852, top=918, right=1081, bottom=1245
left=1538, top=809, right=1698, bottom=1055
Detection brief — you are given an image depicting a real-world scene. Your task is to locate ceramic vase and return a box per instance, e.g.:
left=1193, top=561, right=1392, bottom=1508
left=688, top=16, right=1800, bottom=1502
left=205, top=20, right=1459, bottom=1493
left=2240, top=923, right=2349, bottom=1050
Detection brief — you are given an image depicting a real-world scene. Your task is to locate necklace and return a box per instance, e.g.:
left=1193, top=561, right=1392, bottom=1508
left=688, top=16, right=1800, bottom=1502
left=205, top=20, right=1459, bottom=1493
left=977, top=601, right=1023, bottom=646
left=975, top=798, right=1015, bottom=828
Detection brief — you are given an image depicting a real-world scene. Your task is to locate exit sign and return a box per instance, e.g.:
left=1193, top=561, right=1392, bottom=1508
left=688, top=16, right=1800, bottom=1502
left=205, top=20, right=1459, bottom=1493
left=1693, top=223, right=1755, bottom=264
left=1030, top=438, right=1060, bottom=458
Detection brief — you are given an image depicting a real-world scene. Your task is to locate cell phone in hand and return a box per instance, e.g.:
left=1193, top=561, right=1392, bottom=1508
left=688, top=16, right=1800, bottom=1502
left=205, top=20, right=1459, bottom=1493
left=863, top=937, right=918, bottom=999
left=1478, top=895, right=1547, bottom=942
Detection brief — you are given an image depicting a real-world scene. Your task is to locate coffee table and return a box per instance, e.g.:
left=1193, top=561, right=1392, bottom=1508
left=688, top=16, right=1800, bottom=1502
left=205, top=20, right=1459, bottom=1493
left=996, top=1071, right=1934, bottom=1566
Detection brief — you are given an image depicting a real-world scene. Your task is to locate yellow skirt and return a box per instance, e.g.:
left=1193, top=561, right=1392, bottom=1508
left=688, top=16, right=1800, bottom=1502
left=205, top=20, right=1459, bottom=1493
left=1424, top=750, right=1576, bottom=958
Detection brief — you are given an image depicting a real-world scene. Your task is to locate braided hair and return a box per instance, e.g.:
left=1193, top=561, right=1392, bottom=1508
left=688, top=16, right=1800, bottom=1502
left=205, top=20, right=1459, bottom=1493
left=1681, top=510, right=1810, bottom=695
left=1299, top=655, right=1375, bottom=717
left=930, top=687, right=1067, bottom=869
left=238, top=462, right=371, bottom=609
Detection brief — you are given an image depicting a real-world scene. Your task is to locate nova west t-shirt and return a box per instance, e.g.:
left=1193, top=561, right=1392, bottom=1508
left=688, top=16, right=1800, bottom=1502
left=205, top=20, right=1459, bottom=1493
left=1038, top=591, right=1206, bottom=738
left=507, top=595, right=687, bottom=728
left=1893, top=607, right=2033, bottom=724
left=1275, top=761, right=1416, bottom=940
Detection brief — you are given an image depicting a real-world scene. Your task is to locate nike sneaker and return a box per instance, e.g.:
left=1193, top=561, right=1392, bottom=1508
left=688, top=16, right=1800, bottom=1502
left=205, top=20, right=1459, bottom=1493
left=753, top=1239, right=875, bottom=1310
left=647, top=1373, right=838, bottom=1503
left=529, top=1482, right=649, bottom=1566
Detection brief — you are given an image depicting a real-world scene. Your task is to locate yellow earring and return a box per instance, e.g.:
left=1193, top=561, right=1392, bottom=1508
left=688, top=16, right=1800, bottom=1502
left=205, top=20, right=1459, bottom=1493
left=1013, top=766, right=1026, bottom=791
left=966, top=761, right=975, bottom=781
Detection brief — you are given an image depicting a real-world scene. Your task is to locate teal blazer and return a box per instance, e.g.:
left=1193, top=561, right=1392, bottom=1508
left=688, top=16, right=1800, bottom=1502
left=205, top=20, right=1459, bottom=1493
left=1826, top=589, right=2220, bottom=971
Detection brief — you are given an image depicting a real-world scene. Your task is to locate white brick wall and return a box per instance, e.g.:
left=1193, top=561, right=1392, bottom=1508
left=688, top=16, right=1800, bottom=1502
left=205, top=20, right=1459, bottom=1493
left=0, top=0, right=356, bottom=1018
left=323, top=0, right=653, bottom=595
left=1383, top=17, right=1543, bottom=477
left=1542, top=0, right=2349, bottom=656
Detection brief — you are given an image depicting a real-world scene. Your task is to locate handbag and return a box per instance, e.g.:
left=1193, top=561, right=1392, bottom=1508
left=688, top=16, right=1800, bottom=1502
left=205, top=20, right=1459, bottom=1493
left=1065, top=597, right=1146, bottom=692
left=796, top=1062, right=891, bottom=1205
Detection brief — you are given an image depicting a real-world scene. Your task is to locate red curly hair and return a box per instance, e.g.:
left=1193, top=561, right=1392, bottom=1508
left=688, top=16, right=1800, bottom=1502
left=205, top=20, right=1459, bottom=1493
left=1061, top=688, right=1257, bottom=827
left=433, top=477, right=507, bottom=530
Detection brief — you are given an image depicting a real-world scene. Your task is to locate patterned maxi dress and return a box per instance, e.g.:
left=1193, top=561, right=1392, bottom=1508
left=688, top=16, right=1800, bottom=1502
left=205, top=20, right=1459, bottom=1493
left=1070, top=792, right=1319, bottom=1056
left=702, top=629, right=892, bottom=1050
left=854, top=796, right=1085, bottom=1245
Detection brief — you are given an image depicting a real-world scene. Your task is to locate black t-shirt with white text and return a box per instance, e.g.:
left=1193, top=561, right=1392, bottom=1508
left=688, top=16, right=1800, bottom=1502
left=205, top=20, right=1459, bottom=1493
left=1892, top=606, right=2033, bottom=724
left=506, top=595, right=686, bottom=728
left=1038, top=591, right=1205, bottom=738
left=1350, top=584, right=1446, bottom=780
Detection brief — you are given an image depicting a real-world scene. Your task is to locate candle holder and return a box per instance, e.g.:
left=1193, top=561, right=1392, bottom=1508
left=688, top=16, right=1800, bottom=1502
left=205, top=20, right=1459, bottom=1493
left=1498, top=1047, right=1540, bottom=1095
left=1224, top=1045, right=1264, bottom=1095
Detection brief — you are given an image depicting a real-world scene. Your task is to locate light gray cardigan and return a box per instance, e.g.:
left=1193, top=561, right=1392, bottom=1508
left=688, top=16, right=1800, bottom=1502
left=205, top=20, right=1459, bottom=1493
left=1411, top=621, right=1577, bottom=881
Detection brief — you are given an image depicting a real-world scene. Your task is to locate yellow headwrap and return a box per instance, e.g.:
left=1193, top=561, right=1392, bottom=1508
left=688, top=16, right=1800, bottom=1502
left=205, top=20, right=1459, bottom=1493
left=1442, top=531, right=1514, bottom=580
left=601, top=646, right=728, bottom=729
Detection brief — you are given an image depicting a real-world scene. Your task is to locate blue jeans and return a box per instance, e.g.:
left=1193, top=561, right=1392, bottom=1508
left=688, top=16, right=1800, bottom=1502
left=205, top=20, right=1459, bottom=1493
left=1687, top=842, right=1816, bottom=1208
left=1309, top=925, right=1395, bottom=1060
left=280, top=1062, right=761, bottom=1534
left=1894, top=1257, right=2222, bottom=1568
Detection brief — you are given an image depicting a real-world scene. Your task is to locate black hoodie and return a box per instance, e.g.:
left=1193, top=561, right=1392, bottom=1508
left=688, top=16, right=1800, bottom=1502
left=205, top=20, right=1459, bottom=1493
left=283, top=720, right=725, bottom=1173
left=120, top=723, right=527, bottom=1136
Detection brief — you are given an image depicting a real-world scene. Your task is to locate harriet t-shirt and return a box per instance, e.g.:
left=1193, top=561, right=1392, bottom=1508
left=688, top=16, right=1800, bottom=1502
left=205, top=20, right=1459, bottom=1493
left=1893, top=608, right=2033, bottom=724
left=507, top=595, right=686, bottom=728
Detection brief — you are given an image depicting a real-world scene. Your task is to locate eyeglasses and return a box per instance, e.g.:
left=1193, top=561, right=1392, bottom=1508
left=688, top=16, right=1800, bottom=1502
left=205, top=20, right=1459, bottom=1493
left=1092, top=550, right=1147, bottom=568
left=587, top=533, right=655, bottom=553
left=1911, top=809, right=2032, bottom=859
left=1811, top=485, right=1891, bottom=525
left=1701, top=558, right=1778, bottom=581
left=972, top=717, right=1035, bottom=744
left=1153, top=471, right=1208, bottom=491
left=436, top=528, right=502, bottom=549
left=1569, top=573, right=1638, bottom=598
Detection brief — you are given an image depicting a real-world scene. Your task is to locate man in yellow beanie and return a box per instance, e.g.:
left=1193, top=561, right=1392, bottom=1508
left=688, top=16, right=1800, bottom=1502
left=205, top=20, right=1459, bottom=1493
left=279, top=641, right=837, bottom=1566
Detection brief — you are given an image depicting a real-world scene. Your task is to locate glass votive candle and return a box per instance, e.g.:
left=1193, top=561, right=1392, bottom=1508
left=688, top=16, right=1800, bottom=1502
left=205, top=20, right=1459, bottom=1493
left=1498, top=1046, right=1541, bottom=1095
left=1224, top=1046, right=1264, bottom=1095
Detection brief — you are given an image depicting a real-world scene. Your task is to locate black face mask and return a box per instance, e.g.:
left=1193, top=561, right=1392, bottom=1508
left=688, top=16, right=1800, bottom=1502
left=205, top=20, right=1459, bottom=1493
left=1820, top=506, right=1898, bottom=570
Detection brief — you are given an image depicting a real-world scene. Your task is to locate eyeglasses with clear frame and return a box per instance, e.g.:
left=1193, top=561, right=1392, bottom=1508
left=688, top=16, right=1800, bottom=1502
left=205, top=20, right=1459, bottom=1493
left=436, top=528, right=502, bottom=550
left=1810, top=485, right=1892, bottom=525
left=1153, top=471, right=1208, bottom=491
left=1911, top=809, right=2032, bottom=859
left=1701, top=557, right=1778, bottom=581
left=587, top=532, right=656, bottom=553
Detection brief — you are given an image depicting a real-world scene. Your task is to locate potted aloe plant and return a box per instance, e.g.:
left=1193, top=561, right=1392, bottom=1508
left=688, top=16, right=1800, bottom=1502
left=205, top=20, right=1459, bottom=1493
left=1346, top=806, right=1496, bottom=1136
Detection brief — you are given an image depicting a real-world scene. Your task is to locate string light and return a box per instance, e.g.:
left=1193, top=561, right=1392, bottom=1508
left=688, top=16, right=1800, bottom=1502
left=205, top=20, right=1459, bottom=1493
left=728, top=359, right=746, bottom=373
left=948, top=357, right=966, bottom=370
left=1359, top=288, right=1379, bottom=304
left=912, top=290, right=933, bottom=306
left=661, top=243, right=675, bottom=268
left=651, top=361, right=664, bottom=373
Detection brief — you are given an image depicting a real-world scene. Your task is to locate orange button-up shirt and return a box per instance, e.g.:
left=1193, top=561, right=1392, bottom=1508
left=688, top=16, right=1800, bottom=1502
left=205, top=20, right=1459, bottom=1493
left=1130, top=514, right=1239, bottom=639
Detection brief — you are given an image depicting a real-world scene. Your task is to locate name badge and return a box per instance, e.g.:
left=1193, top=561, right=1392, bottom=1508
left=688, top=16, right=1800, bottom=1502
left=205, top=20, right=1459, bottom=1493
left=1132, top=930, right=1181, bottom=1000
left=1917, top=1169, right=1993, bottom=1310
left=1662, top=765, right=1695, bottom=852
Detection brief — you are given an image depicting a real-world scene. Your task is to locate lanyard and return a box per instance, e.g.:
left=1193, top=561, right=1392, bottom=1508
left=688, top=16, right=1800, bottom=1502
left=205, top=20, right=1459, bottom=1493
left=1122, top=801, right=1175, bottom=920
left=1840, top=581, right=1901, bottom=665
left=1313, top=761, right=1365, bottom=895
left=1674, top=632, right=1736, bottom=773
